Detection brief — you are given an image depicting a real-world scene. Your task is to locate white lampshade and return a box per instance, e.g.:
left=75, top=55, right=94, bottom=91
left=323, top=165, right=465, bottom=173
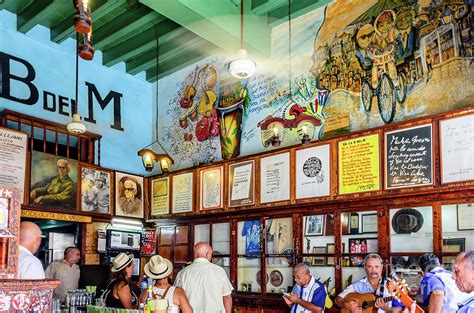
left=66, top=113, right=87, bottom=134
left=229, top=49, right=256, bottom=79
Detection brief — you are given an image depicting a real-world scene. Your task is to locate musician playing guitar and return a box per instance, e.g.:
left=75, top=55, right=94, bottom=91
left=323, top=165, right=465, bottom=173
left=335, top=254, right=404, bottom=313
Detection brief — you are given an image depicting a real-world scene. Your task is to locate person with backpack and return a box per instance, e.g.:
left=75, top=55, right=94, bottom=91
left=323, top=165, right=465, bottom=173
left=139, top=255, right=192, bottom=312
left=102, top=253, right=140, bottom=309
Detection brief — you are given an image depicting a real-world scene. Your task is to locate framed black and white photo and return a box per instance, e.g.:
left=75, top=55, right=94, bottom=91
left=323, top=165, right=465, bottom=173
left=296, top=144, right=330, bottom=199
left=305, top=215, right=324, bottom=236
left=311, top=246, right=326, bottom=266
left=361, top=213, right=378, bottom=233
left=80, top=166, right=113, bottom=215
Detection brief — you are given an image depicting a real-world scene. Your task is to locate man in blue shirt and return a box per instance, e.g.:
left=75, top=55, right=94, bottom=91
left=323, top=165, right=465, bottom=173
left=452, top=251, right=474, bottom=313
left=283, top=263, right=327, bottom=313
left=419, top=253, right=467, bottom=312
left=335, top=253, right=403, bottom=313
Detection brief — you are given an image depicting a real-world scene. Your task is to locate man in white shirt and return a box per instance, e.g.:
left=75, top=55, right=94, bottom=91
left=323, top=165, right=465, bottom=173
left=175, top=242, right=233, bottom=313
left=18, top=221, right=45, bottom=279
left=45, top=247, right=81, bottom=302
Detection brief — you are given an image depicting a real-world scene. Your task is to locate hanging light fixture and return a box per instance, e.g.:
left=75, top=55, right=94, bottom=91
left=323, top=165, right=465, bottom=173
left=137, top=25, right=174, bottom=173
left=67, top=32, right=87, bottom=135
left=73, top=0, right=92, bottom=34
left=78, top=28, right=95, bottom=60
left=229, top=0, right=256, bottom=79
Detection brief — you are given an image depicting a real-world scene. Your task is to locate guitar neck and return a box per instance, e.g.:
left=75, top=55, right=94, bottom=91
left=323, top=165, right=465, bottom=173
left=399, top=296, right=424, bottom=313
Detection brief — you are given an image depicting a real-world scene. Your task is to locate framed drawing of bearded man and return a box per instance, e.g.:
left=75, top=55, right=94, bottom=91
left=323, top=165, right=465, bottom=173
left=115, top=172, right=144, bottom=218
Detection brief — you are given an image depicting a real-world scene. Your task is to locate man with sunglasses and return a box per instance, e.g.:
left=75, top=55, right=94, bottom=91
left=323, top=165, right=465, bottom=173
left=118, top=179, right=141, bottom=216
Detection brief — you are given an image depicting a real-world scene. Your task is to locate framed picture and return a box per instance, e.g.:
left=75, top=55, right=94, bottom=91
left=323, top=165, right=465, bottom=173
left=361, top=213, right=378, bottom=233
left=305, top=215, right=324, bottom=236
left=349, top=213, right=359, bottom=234
left=326, top=243, right=345, bottom=266
left=30, top=151, right=78, bottom=211
left=311, top=246, right=326, bottom=266
left=443, top=238, right=465, bottom=253
left=457, top=203, right=474, bottom=231
left=171, top=172, right=194, bottom=214
left=151, top=177, right=169, bottom=216
left=342, top=213, right=349, bottom=235
left=348, top=238, right=378, bottom=254
left=229, top=160, right=255, bottom=207
left=0, top=127, right=27, bottom=203
left=260, top=152, right=290, bottom=204
left=200, top=166, right=224, bottom=211
left=295, top=144, right=330, bottom=199
left=115, top=172, right=144, bottom=218
left=141, top=229, right=157, bottom=256
left=80, top=166, right=113, bottom=215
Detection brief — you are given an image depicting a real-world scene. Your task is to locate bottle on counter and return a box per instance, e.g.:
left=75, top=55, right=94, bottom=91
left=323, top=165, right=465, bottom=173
left=143, top=285, right=154, bottom=313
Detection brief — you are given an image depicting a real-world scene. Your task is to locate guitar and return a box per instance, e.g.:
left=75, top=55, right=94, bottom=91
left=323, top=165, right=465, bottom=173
left=341, top=293, right=396, bottom=313
left=387, top=272, right=424, bottom=313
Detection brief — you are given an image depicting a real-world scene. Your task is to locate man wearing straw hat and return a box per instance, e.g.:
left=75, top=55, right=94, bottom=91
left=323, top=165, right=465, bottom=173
left=139, top=255, right=192, bottom=312
left=175, top=242, right=233, bottom=313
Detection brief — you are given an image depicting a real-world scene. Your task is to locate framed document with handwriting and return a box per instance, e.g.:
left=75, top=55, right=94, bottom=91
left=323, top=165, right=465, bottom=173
left=199, top=166, right=223, bottom=211
left=260, top=152, right=290, bottom=204
left=229, top=160, right=255, bottom=207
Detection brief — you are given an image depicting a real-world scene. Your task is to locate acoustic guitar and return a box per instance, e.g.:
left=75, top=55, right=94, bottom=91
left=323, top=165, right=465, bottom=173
left=387, top=272, right=424, bottom=313
left=341, top=293, right=396, bottom=313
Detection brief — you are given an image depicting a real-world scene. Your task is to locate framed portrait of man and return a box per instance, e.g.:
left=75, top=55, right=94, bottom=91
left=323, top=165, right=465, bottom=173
left=29, top=151, right=78, bottom=211
left=115, top=172, right=144, bottom=218
left=80, top=166, right=113, bottom=215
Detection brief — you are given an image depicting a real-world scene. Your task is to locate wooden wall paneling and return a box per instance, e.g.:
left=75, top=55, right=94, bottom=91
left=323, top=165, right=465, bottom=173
left=334, top=208, right=342, bottom=294
left=260, top=216, right=267, bottom=294
left=230, top=219, right=238, bottom=288
left=255, top=156, right=261, bottom=207
left=432, top=202, right=442, bottom=256
left=377, top=206, right=390, bottom=261
left=293, top=214, right=302, bottom=265
left=290, top=148, right=296, bottom=204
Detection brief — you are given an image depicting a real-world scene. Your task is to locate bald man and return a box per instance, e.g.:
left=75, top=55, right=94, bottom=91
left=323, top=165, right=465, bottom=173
left=452, top=251, right=474, bottom=312
left=175, top=242, right=233, bottom=313
left=18, top=221, right=45, bottom=279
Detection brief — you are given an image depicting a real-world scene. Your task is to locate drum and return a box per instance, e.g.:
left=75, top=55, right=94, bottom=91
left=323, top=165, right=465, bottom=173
left=216, top=98, right=244, bottom=160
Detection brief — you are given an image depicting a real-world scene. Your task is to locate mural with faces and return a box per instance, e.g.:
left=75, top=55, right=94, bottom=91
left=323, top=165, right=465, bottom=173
left=158, top=0, right=473, bottom=170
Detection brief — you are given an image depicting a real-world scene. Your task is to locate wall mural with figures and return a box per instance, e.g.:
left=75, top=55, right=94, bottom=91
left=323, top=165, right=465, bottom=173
left=157, top=0, right=473, bottom=170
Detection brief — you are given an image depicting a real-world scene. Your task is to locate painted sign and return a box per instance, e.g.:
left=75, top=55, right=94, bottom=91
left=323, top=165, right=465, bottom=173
left=21, top=209, right=92, bottom=223
left=0, top=127, right=27, bottom=202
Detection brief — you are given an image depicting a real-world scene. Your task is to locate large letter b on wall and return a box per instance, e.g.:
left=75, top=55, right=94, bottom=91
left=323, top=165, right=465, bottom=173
left=0, top=52, right=39, bottom=105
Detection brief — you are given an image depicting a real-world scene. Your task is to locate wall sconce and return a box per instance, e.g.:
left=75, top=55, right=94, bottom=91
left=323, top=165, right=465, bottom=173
left=271, top=127, right=281, bottom=147
left=137, top=141, right=174, bottom=173
left=73, top=0, right=92, bottom=34
left=301, top=125, right=310, bottom=145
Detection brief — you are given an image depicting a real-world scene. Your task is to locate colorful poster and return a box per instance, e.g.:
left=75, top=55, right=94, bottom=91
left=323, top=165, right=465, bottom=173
left=440, top=114, right=474, bottom=184
left=229, top=160, right=255, bottom=207
left=172, top=172, right=193, bottom=213
left=200, top=166, right=223, bottom=210
left=141, top=229, right=157, bottom=256
left=0, top=127, right=27, bottom=203
left=296, top=144, right=330, bottom=199
left=338, top=134, right=380, bottom=194
left=151, top=177, right=169, bottom=216
left=385, top=124, right=433, bottom=189
left=260, top=152, right=290, bottom=203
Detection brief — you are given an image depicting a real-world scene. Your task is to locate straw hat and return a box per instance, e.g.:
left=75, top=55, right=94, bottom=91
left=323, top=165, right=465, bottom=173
left=144, top=255, right=173, bottom=280
left=111, top=252, right=134, bottom=272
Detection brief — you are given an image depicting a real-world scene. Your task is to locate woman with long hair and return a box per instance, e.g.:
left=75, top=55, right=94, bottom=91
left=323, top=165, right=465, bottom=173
left=103, top=253, right=140, bottom=309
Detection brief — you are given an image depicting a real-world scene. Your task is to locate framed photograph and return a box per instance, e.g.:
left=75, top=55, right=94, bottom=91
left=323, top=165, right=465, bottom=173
left=311, top=246, right=326, bottom=266
left=305, top=215, right=325, bottom=236
left=361, top=213, right=378, bottom=233
left=349, top=213, right=359, bottom=234
left=200, top=166, right=224, bottom=211
left=229, top=160, right=255, bottom=207
left=440, top=114, right=474, bottom=184
left=115, top=172, right=144, bottom=218
left=30, top=151, right=78, bottom=211
left=0, top=127, right=27, bottom=203
left=141, top=229, right=157, bottom=256
left=80, top=166, right=113, bottom=215
left=260, top=152, right=290, bottom=204
left=457, top=203, right=474, bottom=230
left=171, top=172, right=194, bottom=214
left=151, top=177, right=170, bottom=216
left=443, top=238, right=465, bottom=253
left=295, top=144, right=330, bottom=199
left=385, top=124, right=433, bottom=189
left=342, top=213, right=349, bottom=235
left=326, top=243, right=345, bottom=265
left=349, top=238, right=378, bottom=254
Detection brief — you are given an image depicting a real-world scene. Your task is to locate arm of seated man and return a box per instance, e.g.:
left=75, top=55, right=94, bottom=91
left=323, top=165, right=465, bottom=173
left=335, top=284, right=362, bottom=313
left=285, top=287, right=326, bottom=313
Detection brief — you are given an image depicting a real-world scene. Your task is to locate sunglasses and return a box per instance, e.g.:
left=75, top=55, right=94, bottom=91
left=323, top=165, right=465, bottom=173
left=358, top=31, right=374, bottom=41
left=124, top=188, right=136, bottom=192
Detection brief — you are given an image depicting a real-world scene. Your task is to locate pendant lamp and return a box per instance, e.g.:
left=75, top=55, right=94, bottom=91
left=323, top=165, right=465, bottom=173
left=67, top=32, right=87, bottom=135
left=229, top=0, right=256, bottom=79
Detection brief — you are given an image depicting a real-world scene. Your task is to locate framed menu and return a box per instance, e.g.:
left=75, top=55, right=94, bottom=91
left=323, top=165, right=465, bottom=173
left=229, top=160, right=255, bottom=207
left=172, top=172, right=194, bottom=213
left=0, top=127, right=27, bottom=203
left=296, top=144, right=330, bottom=199
left=200, top=166, right=223, bottom=211
left=338, top=134, right=380, bottom=194
left=151, top=177, right=169, bottom=216
left=260, top=152, right=290, bottom=204
left=385, top=124, right=433, bottom=189
left=440, top=114, right=474, bottom=184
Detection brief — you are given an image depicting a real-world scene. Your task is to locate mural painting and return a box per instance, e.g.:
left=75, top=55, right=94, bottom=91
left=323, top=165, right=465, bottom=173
left=159, top=0, right=473, bottom=170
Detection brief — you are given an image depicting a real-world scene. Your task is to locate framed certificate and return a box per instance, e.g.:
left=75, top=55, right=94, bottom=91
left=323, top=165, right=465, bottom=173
left=229, top=160, right=255, bottom=207
left=260, top=152, right=290, bottom=204
left=171, top=172, right=194, bottom=214
left=457, top=203, right=474, bottom=230
left=200, top=166, right=224, bottom=211
left=151, top=177, right=169, bottom=216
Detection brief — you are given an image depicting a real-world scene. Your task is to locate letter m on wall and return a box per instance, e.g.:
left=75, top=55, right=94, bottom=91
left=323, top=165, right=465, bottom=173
left=84, top=81, right=124, bottom=131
